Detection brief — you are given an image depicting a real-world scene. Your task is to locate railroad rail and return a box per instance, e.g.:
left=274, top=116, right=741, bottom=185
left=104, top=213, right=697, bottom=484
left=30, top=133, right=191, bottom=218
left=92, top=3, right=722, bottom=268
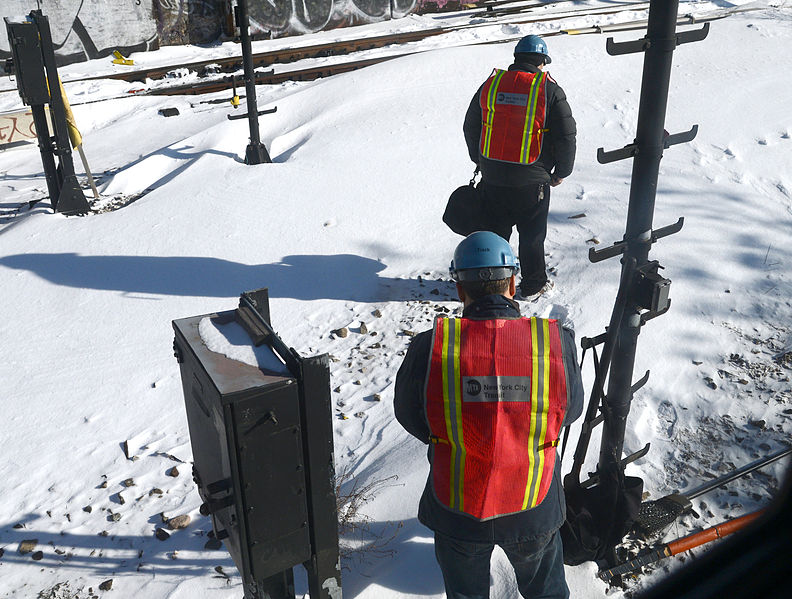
left=0, top=2, right=758, bottom=103
left=144, top=6, right=753, bottom=97
left=76, top=1, right=650, bottom=85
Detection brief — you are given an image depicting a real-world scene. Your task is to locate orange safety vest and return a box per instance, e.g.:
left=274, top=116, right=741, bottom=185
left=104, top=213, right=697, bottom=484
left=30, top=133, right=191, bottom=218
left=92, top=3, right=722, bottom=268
left=425, top=317, right=568, bottom=520
left=479, top=69, right=548, bottom=165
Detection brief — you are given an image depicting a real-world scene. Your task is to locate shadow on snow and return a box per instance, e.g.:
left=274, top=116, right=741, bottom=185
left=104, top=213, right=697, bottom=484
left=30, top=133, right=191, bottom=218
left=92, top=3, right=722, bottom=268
left=0, top=252, right=455, bottom=303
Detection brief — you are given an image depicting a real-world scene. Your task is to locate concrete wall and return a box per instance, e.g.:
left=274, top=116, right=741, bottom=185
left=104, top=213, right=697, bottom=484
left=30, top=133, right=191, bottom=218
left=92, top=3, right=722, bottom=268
left=1, top=0, right=474, bottom=65
left=1, top=1, right=159, bottom=65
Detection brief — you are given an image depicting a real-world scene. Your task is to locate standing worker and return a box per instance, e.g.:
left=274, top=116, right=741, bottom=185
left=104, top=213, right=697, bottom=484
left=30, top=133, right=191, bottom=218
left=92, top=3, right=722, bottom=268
left=394, top=232, right=584, bottom=599
left=464, top=35, right=577, bottom=299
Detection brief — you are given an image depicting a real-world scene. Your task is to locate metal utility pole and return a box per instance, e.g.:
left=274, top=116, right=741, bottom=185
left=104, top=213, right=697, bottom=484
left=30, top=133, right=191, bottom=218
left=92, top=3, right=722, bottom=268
left=231, top=0, right=273, bottom=165
left=561, top=0, right=710, bottom=566
left=592, top=0, right=707, bottom=473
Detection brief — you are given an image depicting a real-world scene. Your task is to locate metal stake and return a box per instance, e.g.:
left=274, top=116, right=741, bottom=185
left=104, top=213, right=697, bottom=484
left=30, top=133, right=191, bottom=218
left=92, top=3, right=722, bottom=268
left=236, top=0, right=271, bottom=165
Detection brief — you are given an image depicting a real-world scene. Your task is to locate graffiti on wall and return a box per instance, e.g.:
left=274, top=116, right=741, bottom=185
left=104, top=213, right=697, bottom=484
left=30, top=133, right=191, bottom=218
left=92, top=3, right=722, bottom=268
left=154, top=0, right=227, bottom=46
left=0, top=0, right=159, bottom=66
left=0, top=108, right=39, bottom=148
left=0, top=0, right=477, bottom=66
left=247, top=0, right=419, bottom=37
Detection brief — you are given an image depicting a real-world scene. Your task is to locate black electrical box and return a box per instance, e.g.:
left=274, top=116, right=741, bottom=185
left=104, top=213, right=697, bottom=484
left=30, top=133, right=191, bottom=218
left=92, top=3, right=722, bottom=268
left=635, top=261, right=671, bottom=314
left=173, top=289, right=341, bottom=599
left=174, top=308, right=311, bottom=580
left=4, top=19, right=49, bottom=105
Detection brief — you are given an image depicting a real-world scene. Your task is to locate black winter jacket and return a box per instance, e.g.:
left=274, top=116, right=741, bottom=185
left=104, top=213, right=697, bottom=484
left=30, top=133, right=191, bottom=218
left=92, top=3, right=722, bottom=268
left=463, top=62, right=577, bottom=187
left=393, top=294, right=584, bottom=543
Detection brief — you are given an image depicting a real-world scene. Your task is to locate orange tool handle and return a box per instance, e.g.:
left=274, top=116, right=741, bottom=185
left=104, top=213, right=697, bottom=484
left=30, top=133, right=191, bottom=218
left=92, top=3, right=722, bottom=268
left=667, top=509, right=765, bottom=555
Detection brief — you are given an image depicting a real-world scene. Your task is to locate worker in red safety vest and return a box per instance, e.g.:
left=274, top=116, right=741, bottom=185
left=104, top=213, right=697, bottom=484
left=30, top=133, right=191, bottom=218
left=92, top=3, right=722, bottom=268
left=395, top=231, right=584, bottom=599
left=463, top=35, right=577, bottom=299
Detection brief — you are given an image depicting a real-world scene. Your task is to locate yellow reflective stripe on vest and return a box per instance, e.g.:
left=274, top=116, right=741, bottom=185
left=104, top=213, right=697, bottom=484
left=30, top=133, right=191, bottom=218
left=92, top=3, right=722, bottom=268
left=519, top=72, right=546, bottom=164
left=441, top=319, right=466, bottom=511
left=482, top=70, right=505, bottom=158
left=522, top=317, right=552, bottom=509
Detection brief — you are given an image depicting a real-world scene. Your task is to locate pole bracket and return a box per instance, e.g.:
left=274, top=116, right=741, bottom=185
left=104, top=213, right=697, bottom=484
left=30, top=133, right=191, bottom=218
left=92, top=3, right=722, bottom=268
left=581, top=443, right=651, bottom=489
left=589, top=217, right=684, bottom=263
left=664, top=124, right=698, bottom=148
left=581, top=411, right=605, bottom=436
left=631, top=370, right=650, bottom=396
left=597, top=125, right=697, bottom=165
left=640, top=301, right=672, bottom=325
left=605, top=22, right=708, bottom=56
left=597, top=142, right=637, bottom=164
left=227, top=106, right=277, bottom=121
left=606, top=36, right=650, bottom=56
left=676, top=22, right=710, bottom=45
left=581, top=331, right=608, bottom=350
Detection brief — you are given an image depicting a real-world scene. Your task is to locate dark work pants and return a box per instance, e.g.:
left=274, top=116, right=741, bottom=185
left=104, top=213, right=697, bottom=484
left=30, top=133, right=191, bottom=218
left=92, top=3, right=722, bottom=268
left=434, top=529, right=569, bottom=599
left=478, top=181, right=551, bottom=294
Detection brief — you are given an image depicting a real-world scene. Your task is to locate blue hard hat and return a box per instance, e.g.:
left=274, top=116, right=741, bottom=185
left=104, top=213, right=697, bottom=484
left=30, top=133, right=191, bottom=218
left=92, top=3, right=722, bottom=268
left=449, top=231, right=519, bottom=282
left=514, top=34, right=551, bottom=64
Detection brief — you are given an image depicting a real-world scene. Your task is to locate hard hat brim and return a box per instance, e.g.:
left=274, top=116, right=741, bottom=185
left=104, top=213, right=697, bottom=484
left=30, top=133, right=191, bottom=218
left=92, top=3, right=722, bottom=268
left=452, top=266, right=518, bottom=282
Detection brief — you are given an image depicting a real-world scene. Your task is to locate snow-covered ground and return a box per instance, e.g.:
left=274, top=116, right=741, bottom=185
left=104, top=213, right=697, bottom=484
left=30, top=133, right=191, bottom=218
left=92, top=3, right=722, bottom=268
left=1, top=2, right=791, bottom=598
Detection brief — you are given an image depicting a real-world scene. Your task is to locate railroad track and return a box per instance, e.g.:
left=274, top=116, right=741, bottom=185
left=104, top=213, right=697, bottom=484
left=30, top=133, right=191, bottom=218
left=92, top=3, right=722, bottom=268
left=76, top=1, right=645, bottom=85
left=143, top=5, right=753, bottom=98
left=1, top=2, right=758, bottom=103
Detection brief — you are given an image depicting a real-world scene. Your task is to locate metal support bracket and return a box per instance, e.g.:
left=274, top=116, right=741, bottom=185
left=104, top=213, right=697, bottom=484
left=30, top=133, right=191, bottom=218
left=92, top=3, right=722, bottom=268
left=585, top=413, right=604, bottom=433
left=598, top=125, right=697, bottom=165
left=631, top=370, right=650, bottom=396
left=606, top=36, right=650, bottom=56
left=664, top=124, right=698, bottom=148
left=606, top=22, right=708, bottom=56
left=597, top=142, right=637, bottom=164
left=228, top=105, right=277, bottom=121
left=200, top=494, right=235, bottom=515
left=663, top=125, right=698, bottom=150
left=640, top=300, right=672, bottom=325
left=676, top=22, right=710, bottom=45
left=589, top=217, right=684, bottom=263
left=207, top=478, right=233, bottom=494
left=581, top=331, right=608, bottom=350
left=581, top=443, right=651, bottom=489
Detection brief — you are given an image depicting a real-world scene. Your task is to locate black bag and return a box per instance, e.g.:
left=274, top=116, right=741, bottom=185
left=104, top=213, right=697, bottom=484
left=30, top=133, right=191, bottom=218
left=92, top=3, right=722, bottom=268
left=561, top=464, right=644, bottom=566
left=442, top=168, right=484, bottom=236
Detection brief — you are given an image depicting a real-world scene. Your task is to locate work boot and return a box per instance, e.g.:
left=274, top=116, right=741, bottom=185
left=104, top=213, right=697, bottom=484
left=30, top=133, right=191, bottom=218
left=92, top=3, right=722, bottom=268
left=515, top=280, right=554, bottom=301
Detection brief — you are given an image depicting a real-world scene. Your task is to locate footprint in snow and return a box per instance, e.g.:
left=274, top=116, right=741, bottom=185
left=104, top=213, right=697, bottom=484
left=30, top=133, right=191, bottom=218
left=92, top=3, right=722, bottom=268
left=656, top=400, right=678, bottom=441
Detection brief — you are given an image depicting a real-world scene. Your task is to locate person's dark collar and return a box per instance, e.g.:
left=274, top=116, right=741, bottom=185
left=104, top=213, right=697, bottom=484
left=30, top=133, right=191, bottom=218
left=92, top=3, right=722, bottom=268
left=462, top=294, right=521, bottom=319
left=509, top=61, right=541, bottom=74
